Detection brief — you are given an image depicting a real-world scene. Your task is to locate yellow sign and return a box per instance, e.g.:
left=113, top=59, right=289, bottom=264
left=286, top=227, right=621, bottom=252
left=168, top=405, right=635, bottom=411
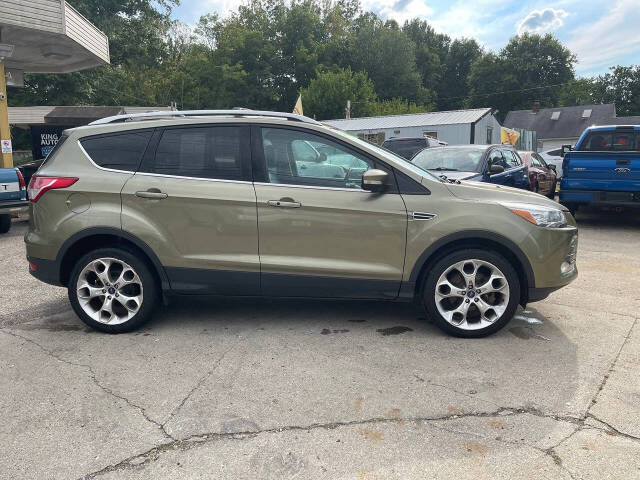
left=500, top=127, right=521, bottom=145
left=292, top=95, right=303, bottom=116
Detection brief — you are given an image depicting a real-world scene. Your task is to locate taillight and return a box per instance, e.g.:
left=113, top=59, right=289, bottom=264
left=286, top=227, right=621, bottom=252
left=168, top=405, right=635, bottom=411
left=28, top=176, right=78, bottom=203
left=16, top=169, right=26, bottom=190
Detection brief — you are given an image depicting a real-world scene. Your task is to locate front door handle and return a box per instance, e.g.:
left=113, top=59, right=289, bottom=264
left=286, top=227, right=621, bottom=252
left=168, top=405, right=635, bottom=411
left=267, top=197, right=301, bottom=208
left=135, top=188, right=168, bottom=199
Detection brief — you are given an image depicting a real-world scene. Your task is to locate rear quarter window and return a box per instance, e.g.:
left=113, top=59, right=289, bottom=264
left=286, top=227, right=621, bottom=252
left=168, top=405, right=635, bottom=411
left=80, top=130, right=153, bottom=171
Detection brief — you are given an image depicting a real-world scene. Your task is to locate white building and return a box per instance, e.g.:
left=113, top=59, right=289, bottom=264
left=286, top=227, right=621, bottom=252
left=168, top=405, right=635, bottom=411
left=324, top=108, right=502, bottom=145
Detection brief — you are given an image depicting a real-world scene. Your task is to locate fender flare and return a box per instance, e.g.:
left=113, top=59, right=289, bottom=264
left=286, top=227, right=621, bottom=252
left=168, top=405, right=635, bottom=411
left=408, top=229, right=535, bottom=288
left=57, top=227, right=170, bottom=289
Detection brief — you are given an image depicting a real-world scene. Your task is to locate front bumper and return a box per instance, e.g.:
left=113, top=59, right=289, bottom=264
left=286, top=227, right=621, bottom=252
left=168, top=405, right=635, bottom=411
left=0, top=201, right=29, bottom=215
left=559, top=190, right=640, bottom=207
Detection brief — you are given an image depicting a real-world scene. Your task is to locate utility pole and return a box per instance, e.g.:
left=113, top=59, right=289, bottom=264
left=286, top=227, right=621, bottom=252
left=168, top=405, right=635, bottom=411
left=0, top=31, right=14, bottom=168
left=345, top=100, right=351, bottom=120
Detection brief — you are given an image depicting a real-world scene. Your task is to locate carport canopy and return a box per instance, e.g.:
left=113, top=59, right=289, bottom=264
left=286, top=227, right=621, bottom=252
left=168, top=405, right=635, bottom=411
left=0, top=0, right=110, bottom=167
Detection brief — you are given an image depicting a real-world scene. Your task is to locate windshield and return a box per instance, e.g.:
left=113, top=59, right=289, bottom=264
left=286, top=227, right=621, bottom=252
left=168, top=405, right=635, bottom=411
left=328, top=128, right=442, bottom=181
left=412, top=147, right=484, bottom=172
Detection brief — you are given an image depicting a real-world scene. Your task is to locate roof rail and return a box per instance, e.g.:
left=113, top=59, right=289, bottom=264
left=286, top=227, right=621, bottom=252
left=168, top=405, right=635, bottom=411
left=88, top=109, right=321, bottom=126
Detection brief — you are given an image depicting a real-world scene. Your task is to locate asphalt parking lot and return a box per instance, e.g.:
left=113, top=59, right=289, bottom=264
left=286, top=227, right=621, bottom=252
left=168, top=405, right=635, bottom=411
left=1, top=209, right=639, bottom=480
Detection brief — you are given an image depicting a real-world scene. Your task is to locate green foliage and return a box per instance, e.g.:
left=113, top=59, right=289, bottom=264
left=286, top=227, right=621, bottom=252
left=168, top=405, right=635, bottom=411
left=467, top=33, right=576, bottom=119
left=6, top=0, right=639, bottom=121
left=367, top=98, right=433, bottom=117
left=301, top=68, right=376, bottom=120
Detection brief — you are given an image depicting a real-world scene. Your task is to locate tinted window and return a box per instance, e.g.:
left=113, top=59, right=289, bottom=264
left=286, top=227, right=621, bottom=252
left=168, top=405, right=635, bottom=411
left=412, top=147, right=484, bottom=172
left=262, top=128, right=375, bottom=189
left=612, top=132, right=636, bottom=151
left=547, top=149, right=561, bottom=156
left=382, top=139, right=427, bottom=160
left=81, top=131, right=152, bottom=171
left=143, top=126, right=247, bottom=180
left=581, top=132, right=613, bottom=151
left=502, top=150, right=521, bottom=168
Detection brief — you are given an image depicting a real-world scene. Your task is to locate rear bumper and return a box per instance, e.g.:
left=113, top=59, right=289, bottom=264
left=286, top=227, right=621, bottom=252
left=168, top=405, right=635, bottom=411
left=559, top=190, right=640, bottom=207
left=0, top=201, right=28, bottom=215
left=27, top=256, right=63, bottom=287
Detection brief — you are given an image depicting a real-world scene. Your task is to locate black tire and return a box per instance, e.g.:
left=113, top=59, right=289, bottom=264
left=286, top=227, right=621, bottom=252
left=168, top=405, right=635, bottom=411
left=547, top=181, right=557, bottom=199
left=422, top=249, right=520, bottom=338
left=0, top=214, right=11, bottom=234
left=564, top=203, right=578, bottom=217
left=68, top=247, right=160, bottom=333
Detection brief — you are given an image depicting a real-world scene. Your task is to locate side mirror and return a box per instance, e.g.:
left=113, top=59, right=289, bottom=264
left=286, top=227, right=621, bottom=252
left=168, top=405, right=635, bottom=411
left=362, top=169, right=389, bottom=192
left=488, top=164, right=505, bottom=175
left=548, top=164, right=557, bottom=172
left=561, top=145, right=572, bottom=158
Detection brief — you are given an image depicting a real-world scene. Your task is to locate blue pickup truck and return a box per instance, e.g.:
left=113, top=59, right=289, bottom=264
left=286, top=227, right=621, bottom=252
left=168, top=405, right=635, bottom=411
left=559, top=125, right=640, bottom=215
left=0, top=167, right=28, bottom=234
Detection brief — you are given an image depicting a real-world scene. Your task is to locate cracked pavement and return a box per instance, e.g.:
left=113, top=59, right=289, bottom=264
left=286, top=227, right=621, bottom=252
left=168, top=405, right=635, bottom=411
left=1, top=207, right=640, bottom=480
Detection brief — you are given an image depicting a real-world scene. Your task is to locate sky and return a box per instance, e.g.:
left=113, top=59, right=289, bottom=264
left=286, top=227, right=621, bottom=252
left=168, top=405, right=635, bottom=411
left=171, top=0, right=640, bottom=77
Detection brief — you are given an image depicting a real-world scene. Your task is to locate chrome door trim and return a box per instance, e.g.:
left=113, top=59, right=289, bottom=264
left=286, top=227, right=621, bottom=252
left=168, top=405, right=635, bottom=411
left=134, top=171, right=254, bottom=185
left=253, top=181, right=370, bottom=193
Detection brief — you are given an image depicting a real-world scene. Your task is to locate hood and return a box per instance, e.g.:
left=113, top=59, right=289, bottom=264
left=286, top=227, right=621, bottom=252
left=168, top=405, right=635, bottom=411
left=445, top=179, right=563, bottom=209
left=429, top=170, right=479, bottom=181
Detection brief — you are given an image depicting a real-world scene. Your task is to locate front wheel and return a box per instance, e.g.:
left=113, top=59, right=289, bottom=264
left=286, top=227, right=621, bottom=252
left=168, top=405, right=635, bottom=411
left=422, top=249, right=520, bottom=338
left=68, top=248, right=159, bottom=333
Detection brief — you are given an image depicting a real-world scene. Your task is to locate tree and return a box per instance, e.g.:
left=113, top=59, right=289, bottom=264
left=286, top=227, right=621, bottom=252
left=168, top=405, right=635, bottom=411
left=438, top=39, right=481, bottom=110
left=467, top=33, right=576, bottom=117
left=348, top=15, right=430, bottom=104
left=301, top=68, right=377, bottom=120
left=402, top=19, right=450, bottom=93
left=592, top=66, right=640, bottom=116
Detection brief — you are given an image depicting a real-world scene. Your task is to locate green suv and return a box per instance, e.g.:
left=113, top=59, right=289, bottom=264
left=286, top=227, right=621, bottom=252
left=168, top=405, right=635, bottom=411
left=25, top=110, right=578, bottom=337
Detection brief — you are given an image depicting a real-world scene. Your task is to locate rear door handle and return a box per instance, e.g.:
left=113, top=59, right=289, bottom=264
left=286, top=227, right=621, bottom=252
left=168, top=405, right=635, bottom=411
left=135, top=189, right=168, bottom=199
left=267, top=198, right=301, bottom=208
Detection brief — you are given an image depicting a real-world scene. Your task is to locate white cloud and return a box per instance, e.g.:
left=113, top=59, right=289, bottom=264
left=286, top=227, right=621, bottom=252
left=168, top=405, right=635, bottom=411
left=566, top=0, right=640, bottom=74
left=517, top=8, right=568, bottom=34
left=365, top=0, right=434, bottom=25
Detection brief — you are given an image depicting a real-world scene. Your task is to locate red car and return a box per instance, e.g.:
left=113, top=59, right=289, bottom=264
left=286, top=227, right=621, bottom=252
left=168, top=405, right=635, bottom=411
left=518, top=151, right=558, bottom=199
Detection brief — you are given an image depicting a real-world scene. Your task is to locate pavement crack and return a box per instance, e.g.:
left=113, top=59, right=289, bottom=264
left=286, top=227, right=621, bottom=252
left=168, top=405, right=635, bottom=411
left=586, top=413, right=640, bottom=442
left=1, top=329, right=174, bottom=441
left=161, top=344, right=235, bottom=430
left=584, top=317, right=637, bottom=419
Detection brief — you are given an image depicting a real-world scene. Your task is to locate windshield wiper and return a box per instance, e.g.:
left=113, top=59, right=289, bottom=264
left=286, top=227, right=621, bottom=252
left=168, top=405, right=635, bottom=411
left=430, top=167, right=459, bottom=171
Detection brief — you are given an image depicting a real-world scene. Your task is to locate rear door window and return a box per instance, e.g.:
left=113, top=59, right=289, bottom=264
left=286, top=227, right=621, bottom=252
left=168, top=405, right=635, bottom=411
left=141, top=126, right=250, bottom=180
left=81, top=130, right=152, bottom=171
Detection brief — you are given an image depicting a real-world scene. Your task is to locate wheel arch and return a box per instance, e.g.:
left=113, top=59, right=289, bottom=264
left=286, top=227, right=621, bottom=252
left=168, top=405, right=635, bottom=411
left=409, top=230, right=535, bottom=306
left=57, top=227, right=169, bottom=289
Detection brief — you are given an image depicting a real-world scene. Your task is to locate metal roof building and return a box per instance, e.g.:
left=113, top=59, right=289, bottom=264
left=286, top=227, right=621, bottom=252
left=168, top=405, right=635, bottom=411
left=324, top=108, right=502, bottom=145
left=504, top=103, right=640, bottom=151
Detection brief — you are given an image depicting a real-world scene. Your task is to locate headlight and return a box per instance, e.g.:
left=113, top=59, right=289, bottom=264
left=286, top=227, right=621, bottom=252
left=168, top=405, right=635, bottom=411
left=499, top=202, right=568, bottom=228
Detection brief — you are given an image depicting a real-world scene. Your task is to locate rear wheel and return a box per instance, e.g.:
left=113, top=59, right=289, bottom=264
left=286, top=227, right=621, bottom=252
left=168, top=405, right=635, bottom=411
left=68, top=248, right=159, bottom=333
left=422, top=249, right=520, bottom=338
left=0, top=214, right=11, bottom=234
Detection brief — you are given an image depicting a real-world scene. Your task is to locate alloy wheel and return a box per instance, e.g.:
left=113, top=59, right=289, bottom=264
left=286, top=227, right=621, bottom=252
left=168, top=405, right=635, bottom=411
left=76, top=257, right=144, bottom=325
left=434, top=259, right=510, bottom=330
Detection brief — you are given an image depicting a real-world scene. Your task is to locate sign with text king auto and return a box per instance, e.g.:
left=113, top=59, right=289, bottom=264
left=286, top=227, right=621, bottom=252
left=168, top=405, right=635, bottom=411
left=31, top=126, right=73, bottom=160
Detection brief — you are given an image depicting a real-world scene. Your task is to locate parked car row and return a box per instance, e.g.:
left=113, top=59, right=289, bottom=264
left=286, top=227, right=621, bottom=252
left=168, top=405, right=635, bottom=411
left=407, top=144, right=557, bottom=198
